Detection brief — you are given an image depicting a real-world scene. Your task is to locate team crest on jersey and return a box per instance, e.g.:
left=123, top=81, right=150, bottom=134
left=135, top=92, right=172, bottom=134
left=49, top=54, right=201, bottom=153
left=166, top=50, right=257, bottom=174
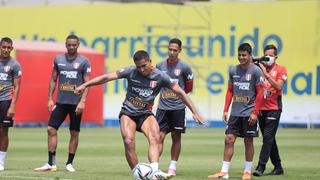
left=150, top=80, right=157, bottom=88
left=3, top=66, right=10, bottom=72
left=245, top=74, right=252, bottom=81
left=174, top=69, right=181, bottom=76
left=73, top=63, right=80, bottom=69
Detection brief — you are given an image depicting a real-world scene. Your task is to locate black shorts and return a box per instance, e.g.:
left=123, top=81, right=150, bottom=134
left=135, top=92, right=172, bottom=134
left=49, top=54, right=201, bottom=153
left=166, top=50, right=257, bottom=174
left=118, top=108, right=154, bottom=132
left=225, top=116, right=259, bottom=137
left=48, top=103, right=82, bottom=131
left=0, top=100, right=13, bottom=127
left=156, top=108, right=186, bottom=133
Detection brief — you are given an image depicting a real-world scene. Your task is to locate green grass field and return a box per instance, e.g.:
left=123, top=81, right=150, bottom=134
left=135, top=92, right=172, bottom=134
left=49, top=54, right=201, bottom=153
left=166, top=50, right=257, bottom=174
left=0, top=128, right=319, bottom=180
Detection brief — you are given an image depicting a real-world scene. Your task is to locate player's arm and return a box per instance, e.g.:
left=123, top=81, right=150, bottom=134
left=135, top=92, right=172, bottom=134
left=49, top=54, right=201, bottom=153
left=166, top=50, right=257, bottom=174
left=248, top=84, right=264, bottom=126
left=48, top=68, right=58, bottom=112
left=75, top=74, right=90, bottom=115
left=7, top=76, right=21, bottom=117
left=222, top=82, right=233, bottom=124
left=170, top=83, right=205, bottom=125
left=75, top=72, right=119, bottom=94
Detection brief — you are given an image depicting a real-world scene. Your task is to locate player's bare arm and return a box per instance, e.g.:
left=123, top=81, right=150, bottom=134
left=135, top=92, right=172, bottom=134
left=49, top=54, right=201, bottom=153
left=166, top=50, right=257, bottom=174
left=170, top=83, right=205, bottom=125
left=7, top=76, right=21, bottom=117
left=75, top=72, right=119, bottom=94
left=48, top=69, right=58, bottom=113
left=75, top=74, right=90, bottom=115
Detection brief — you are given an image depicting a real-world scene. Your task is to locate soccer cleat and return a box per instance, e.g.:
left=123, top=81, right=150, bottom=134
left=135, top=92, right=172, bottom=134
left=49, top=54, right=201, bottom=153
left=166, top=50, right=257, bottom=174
left=66, top=163, right=76, bottom=172
left=152, top=169, right=173, bottom=180
left=33, top=163, right=57, bottom=172
left=207, top=171, right=229, bottom=179
left=167, top=168, right=176, bottom=176
left=242, top=171, right=251, bottom=180
left=0, top=164, right=4, bottom=171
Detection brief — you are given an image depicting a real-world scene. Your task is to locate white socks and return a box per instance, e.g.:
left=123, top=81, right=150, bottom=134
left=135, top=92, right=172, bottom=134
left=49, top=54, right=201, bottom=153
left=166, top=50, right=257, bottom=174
left=0, top=151, right=7, bottom=165
left=150, top=162, right=159, bottom=172
left=244, top=161, right=252, bottom=172
left=168, top=160, right=177, bottom=170
left=221, top=161, right=230, bottom=173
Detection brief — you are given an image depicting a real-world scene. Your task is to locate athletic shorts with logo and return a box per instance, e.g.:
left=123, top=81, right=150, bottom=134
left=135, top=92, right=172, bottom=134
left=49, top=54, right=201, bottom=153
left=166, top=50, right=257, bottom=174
left=156, top=108, right=186, bottom=133
left=0, top=100, right=13, bottom=127
left=118, top=108, right=155, bottom=132
left=226, top=116, right=259, bottom=137
left=48, top=103, right=82, bottom=131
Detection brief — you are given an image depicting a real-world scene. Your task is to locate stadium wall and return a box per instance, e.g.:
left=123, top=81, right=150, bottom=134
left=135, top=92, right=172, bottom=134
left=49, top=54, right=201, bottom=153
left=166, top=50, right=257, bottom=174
left=0, top=1, right=319, bottom=127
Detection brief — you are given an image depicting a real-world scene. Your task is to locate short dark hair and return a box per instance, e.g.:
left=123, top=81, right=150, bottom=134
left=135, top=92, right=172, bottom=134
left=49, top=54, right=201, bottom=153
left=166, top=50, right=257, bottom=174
left=0, top=37, right=13, bottom=44
left=238, top=43, right=252, bottom=55
left=133, top=50, right=150, bottom=62
left=264, top=44, right=278, bottom=55
left=169, top=38, right=182, bottom=48
left=66, top=34, right=79, bottom=41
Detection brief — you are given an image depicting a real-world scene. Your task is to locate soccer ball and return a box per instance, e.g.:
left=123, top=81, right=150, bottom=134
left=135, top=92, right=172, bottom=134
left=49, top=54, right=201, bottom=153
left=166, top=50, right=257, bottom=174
left=132, top=163, right=153, bottom=180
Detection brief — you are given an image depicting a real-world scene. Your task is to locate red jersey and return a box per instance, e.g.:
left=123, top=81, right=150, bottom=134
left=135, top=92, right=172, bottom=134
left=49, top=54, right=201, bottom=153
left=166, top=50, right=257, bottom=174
left=260, top=64, right=287, bottom=110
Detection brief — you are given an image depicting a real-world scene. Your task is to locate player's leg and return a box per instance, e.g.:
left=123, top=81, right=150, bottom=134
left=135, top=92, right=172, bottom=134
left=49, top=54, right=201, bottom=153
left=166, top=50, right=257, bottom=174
left=168, top=109, right=185, bottom=176
left=0, top=100, right=13, bottom=171
left=34, top=104, right=67, bottom=172
left=65, top=106, right=82, bottom=172
left=0, top=127, right=9, bottom=171
left=141, top=115, right=160, bottom=169
left=155, top=109, right=169, bottom=157
left=243, top=116, right=259, bottom=180
left=120, top=114, right=138, bottom=169
left=141, top=115, right=173, bottom=179
left=208, top=116, right=240, bottom=179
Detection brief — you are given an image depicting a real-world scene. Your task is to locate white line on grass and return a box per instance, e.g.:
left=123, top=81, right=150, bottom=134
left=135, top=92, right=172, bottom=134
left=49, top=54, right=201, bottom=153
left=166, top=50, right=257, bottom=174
left=0, top=176, right=75, bottom=180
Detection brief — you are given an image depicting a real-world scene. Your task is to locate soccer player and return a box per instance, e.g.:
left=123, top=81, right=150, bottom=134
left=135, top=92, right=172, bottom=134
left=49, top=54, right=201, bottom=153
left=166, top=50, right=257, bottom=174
left=155, top=38, right=194, bottom=176
left=208, top=43, right=263, bottom=180
left=253, top=45, right=287, bottom=177
left=34, top=35, right=91, bottom=172
left=74, top=50, right=205, bottom=180
left=0, top=37, right=22, bottom=171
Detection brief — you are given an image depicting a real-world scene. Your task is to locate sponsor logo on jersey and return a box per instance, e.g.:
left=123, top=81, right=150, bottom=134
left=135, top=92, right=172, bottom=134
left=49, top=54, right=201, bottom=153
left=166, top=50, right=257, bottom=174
left=233, top=95, right=250, bottom=103
left=150, top=81, right=157, bottom=88
left=234, top=82, right=250, bottom=90
left=73, top=63, right=80, bottom=69
left=60, top=71, right=78, bottom=78
left=233, top=75, right=240, bottom=78
left=162, top=90, right=178, bottom=99
left=3, top=66, right=10, bottom=72
left=187, top=73, right=194, bottom=80
left=128, top=96, right=148, bottom=109
left=174, top=69, right=181, bottom=76
left=59, top=82, right=76, bottom=92
left=245, top=74, right=252, bottom=81
left=58, top=63, right=66, bottom=66
left=0, top=84, right=6, bottom=91
left=132, top=87, right=153, bottom=97
left=0, top=73, right=8, bottom=80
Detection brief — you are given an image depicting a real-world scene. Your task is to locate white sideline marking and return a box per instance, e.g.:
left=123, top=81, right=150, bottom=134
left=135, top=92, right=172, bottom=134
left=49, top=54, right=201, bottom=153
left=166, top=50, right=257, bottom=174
left=0, top=176, right=74, bottom=180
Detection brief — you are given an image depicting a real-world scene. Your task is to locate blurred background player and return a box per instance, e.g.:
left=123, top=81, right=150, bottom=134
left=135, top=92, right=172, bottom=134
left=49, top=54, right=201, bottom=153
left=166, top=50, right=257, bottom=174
left=156, top=38, right=194, bottom=176
left=208, top=43, right=263, bottom=180
left=34, top=35, right=91, bottom=172
left=253, top=45, right=287, bottom=177
left=74, top=50, right=204, bottom=180
left=0, top=37, right=22, bottom=171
